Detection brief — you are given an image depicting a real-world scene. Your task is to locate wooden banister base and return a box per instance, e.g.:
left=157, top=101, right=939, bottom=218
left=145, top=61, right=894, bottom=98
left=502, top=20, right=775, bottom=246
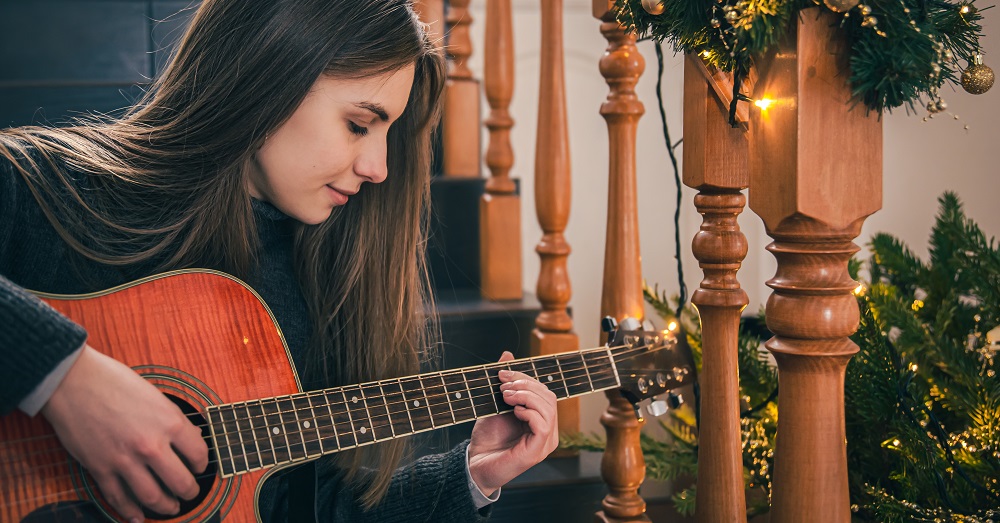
left=480, top=193, right=522, bottom=301
left=594, top=390, right=649, bottom=523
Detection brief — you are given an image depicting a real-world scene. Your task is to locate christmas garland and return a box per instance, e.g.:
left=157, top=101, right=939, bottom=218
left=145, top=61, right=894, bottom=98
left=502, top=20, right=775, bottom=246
left=615, top=0, right=992, bottom=116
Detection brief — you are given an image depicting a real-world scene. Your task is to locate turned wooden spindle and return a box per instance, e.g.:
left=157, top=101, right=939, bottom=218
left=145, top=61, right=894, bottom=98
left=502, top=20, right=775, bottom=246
left=532, top=0, right=580, bottom=437
left=480, top=0, right=522, bottom=301
left=748, top=10, right=882, bottom=522
left=682, top=54, right=751, bottom=523
left=593, top=2, right=648, bottom=522
left=412, top=0, right=445, bottom=48
left=443, top=0, right=480, bottom=177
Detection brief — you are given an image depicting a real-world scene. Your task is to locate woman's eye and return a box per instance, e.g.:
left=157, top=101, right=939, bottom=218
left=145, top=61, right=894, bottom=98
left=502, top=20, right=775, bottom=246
left=348, top=121, right=369, bottom=137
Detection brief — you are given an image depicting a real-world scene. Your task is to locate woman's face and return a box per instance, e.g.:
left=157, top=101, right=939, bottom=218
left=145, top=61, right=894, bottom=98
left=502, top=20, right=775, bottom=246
left=249, top=65, right=415, bottom=224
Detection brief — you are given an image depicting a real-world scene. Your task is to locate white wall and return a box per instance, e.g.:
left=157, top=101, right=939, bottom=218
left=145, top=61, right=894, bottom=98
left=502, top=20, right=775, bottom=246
left=464, top=0, right=1000, bottom=434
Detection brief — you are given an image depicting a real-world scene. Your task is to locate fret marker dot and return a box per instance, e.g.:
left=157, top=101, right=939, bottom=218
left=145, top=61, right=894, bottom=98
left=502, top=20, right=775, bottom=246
left=303, top=421, right=311, bottom=429
left=352, top=396, right=359, bottom=404
left=413, top=400, right=420, bottom=407
left=272, top=427, right=280, bottom=435
left=455, top=392, right=462, bottom=399
left=359, top=426, right=367, bottom=434
left=547, top=375, right=554, bottom=382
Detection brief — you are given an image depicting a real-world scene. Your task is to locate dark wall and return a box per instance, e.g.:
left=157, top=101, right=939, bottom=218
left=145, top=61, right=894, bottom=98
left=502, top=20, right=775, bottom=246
left=0, top=0, right=198, bottom=129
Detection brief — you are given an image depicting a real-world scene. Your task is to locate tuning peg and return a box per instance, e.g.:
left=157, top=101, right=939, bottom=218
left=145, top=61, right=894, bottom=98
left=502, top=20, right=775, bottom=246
left=619, top=317, right=641, bottom=330
left=666, top=392, right=684, bottom=409
left=601, top=316, right=618, bottom=333
left=646, top=399, right=669, bottom=418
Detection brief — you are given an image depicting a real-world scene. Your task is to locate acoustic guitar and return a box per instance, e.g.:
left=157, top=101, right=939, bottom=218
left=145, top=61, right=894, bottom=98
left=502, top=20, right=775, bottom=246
left=0, top=270, right=693, bottom=522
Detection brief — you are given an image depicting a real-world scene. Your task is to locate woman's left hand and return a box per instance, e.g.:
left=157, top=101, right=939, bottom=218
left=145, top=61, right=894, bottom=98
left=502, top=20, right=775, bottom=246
left=467, top=351, right=559, bottom=497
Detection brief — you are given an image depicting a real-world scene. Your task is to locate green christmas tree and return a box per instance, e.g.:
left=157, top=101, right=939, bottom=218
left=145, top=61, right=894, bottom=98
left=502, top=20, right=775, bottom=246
left=561, top=192, right=1000, bottom=521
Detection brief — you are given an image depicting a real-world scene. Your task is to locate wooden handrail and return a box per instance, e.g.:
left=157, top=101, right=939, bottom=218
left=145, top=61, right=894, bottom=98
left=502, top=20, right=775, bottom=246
left=682, top=53, right=751, bottom=523
left=592, top=2, right=649, bottom=521
left=480, top=0, right=522, bottom=301
left=443, top=0, right=480, bottom=177
left=533, top=0, right=581, bottom=438
left=748, top=9, right=882, bottom=522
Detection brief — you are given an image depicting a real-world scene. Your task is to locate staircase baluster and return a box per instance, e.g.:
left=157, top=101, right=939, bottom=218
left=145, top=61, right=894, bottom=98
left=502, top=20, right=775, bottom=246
left=748, top=10, right=882, bottom=522
left=443, top=0, right=481, bottom=177
left=682, top=54, right=751, bottom=523
left=593, top=2, right=648, bottom=521
left=533, top=0, right=580, bottom=440
left=480, top=0, right=522, bottom=301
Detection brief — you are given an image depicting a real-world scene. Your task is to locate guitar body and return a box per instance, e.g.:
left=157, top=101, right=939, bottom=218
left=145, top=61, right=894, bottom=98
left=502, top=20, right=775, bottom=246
left=1, top=270, right=301, bottom=523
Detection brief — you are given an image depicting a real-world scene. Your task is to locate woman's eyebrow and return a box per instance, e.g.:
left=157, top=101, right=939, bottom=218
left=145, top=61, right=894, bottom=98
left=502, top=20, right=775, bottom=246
left=353, top=102, right=389, bottom=122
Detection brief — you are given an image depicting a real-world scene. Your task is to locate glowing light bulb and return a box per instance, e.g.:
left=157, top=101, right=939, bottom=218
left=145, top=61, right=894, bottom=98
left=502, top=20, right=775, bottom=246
left=853, top=283, right=866, bottom=296
left=754, top=98, right=775, bottom=111
left=667, top=321, right=678, bottom=332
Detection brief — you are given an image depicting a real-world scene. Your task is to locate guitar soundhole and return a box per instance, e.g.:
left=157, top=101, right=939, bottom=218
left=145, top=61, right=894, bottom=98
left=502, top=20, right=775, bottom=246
left=140, top=394, right=218, bottom=521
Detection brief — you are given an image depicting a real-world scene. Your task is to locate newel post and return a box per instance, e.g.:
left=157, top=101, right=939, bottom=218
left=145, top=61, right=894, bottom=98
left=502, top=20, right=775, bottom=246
left=748, top=9, right=882, bottom=522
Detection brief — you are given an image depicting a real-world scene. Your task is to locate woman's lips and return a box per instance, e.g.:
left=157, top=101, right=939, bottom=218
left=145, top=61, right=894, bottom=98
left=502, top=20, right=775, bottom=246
left=326, top=184, right=349, bottom=205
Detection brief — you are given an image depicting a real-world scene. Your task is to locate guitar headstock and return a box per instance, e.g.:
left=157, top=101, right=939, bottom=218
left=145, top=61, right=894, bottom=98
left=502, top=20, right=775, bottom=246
left=603, top=316, right=697, bottom=420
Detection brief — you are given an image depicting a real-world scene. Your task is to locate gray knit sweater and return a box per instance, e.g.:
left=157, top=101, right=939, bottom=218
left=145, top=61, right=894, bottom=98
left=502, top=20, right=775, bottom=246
left=0, top=146, right=491, bottom=522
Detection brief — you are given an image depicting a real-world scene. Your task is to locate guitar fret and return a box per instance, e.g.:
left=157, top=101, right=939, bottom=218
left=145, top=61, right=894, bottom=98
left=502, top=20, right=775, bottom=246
left=579, top=352, right=595, bottom=393
left=442, top=372, right=475, bottom=423
left=465, top=368, right=498, bottom=416
left=261, top=400, right=291, bottom=464
left=585, top=350, right=621, bottom=389
left=246, top=400, right=277, bottom=467
left=554, top=358, right=570, bottom=398
left=376, top=383, right=396, bottom=438
left=381, top=380, right=412, bottom=436
left=420, top=374, right=453, bottom=427
left=317, top=392, right=342, bottom=451
left=291, top=394, right=323, bottom=457
left=558, top=353, right=590, bottom=397
left=345, top=386, right=374, bottom=445
left=395, top=378, right=416, bottom=434
left=219, top=406, right=252, bottom=473
left=232, top=402, right=264, bottom=471
left=330, top=390, right=358, bottom=449
left=400, top=377, right=433, bottom=431
left=207, top=408, right=235, bottom=477
left=459, top=371, right=478, bottom=417
left=361, top=383, right=393, bottom=441
left=275, top=398, right=307, bottom=461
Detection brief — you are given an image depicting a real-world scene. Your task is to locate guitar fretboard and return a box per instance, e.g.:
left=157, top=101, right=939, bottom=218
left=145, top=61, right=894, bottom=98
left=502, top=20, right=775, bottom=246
left=204, top=347, right=622, bottom=477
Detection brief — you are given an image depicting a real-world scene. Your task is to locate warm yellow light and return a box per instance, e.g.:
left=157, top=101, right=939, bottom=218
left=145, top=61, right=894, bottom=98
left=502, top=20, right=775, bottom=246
left=667, top=321, right=678, bottom=332
left=754, top=98, right=775, bottom=111
left=701, top=50, right=712, bottom=58
left=853, top=283, right=866, bottom=296
left=911, top=299, right=925, bottom=311
left=893, top=439, right=901, bottom=446
left=909, top=363, right=919, bottom=372
left=961, top=5, right=971, bottom=13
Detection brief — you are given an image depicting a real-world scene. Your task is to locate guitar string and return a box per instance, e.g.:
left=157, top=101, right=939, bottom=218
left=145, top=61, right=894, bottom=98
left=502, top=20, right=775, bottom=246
left=0, top=343, right=666, bottom=468
left=0, top=364, right=634, bottom=490
left=0, top=343, right=647, bottom=450
left=0, top=362, right=622, bottom=473
left=0, top=344, right=675, bottom=482
left=2, top=364, right=682, bottom=491
left=0, top=347, right=622, bottom=452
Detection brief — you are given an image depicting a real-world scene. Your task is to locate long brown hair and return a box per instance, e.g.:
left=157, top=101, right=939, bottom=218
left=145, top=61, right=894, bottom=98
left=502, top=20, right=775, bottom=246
left=0, top=0, right=444, bottom=508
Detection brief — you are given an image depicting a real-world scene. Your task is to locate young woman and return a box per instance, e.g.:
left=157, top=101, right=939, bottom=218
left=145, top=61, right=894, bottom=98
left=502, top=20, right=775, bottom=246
left=0, top=0, right=558, bottom=521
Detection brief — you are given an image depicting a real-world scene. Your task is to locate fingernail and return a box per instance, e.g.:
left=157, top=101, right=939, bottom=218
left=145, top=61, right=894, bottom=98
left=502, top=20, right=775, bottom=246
left=503, top=389, right=514, bottom=396
left=499, top=370, right=512, bottom=379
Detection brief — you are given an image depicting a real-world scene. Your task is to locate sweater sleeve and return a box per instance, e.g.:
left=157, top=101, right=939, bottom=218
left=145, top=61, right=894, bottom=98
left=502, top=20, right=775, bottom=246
left=0, top=151, right=89, bottom=415
left=320, top=440, right=492, bottom=523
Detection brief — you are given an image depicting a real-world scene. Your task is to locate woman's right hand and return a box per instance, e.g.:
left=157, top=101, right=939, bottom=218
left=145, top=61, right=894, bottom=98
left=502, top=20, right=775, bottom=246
left=40, top=346, right=209, bottom=522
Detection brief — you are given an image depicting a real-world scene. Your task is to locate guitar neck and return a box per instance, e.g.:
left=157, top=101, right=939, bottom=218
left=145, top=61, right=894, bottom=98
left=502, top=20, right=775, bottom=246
left=204, top=346, right=623, bottom=477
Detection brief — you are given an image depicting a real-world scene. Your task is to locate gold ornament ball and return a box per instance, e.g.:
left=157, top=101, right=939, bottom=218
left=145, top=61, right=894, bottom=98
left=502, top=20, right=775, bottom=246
left=824, top=0, right=860, bottom=13
left=641, top=0, right=666, bottom=15
left=858, top=3, right=872, bottom=15
left=962, top=56, right=995, bottom=95
left=861, top=15, right=878, bottom=28
left=724, top=9, right=739, bottom=21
